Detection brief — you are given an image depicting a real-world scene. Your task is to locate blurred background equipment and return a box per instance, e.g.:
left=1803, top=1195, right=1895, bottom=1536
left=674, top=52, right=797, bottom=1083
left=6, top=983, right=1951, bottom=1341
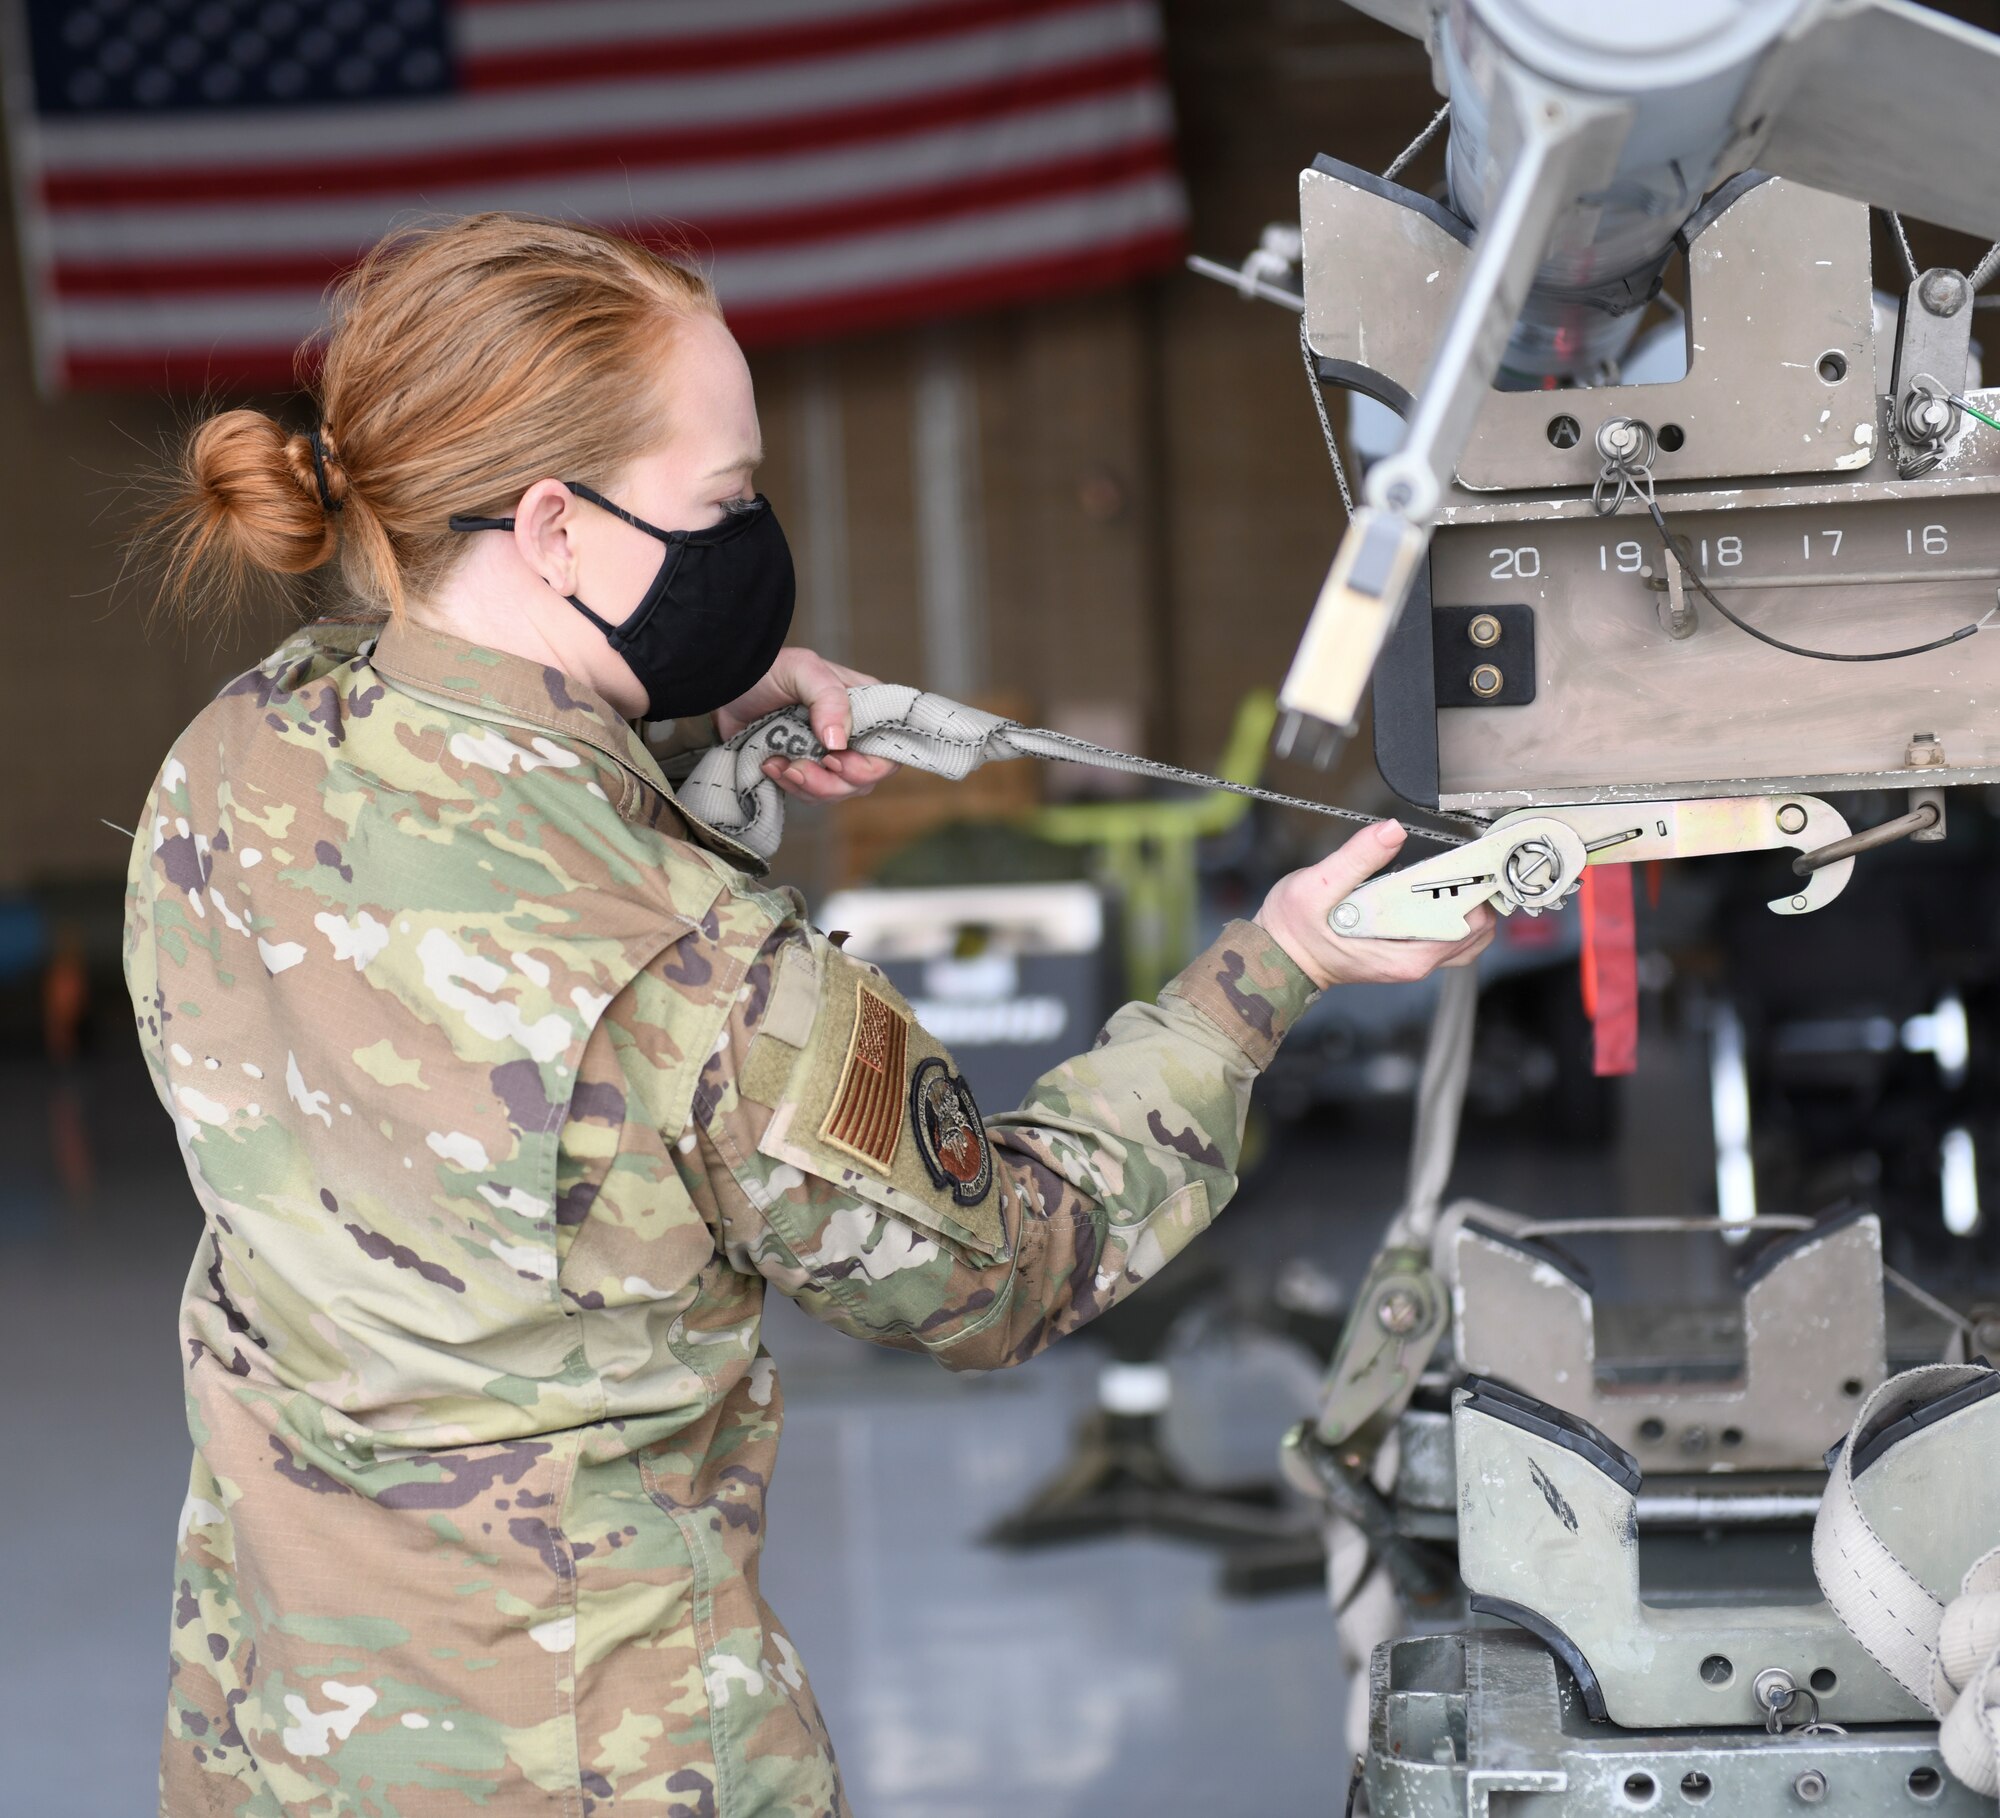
left=817, top=879, right=1114, bottom=1112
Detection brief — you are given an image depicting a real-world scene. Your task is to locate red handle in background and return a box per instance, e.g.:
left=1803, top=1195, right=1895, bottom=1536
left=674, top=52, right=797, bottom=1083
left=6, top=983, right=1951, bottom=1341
left=1578, top=862, right=1638, bottom=1077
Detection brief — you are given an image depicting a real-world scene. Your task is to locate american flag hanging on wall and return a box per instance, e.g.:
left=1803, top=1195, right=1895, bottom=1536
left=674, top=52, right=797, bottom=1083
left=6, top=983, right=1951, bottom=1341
left=4, top=0, right=1188, bottom=391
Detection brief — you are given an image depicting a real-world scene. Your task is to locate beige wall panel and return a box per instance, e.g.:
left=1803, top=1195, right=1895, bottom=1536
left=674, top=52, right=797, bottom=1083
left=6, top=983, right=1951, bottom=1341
left=0, top=1, right=1454, bottom=891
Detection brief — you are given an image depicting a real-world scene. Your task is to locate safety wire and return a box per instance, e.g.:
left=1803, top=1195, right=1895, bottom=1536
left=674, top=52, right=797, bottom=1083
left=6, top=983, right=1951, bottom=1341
left=1640, top=495, right=1994, bottom=662
left=1950, top=390, right=2000, bottom=436
left=1593, top=418, right=1997, bottom=662
left=1381, top=101, right=1450, bottom=184
left=1300, top=314, right=1357, bottom=519
left=1886, top=209, right=2000, bottom=306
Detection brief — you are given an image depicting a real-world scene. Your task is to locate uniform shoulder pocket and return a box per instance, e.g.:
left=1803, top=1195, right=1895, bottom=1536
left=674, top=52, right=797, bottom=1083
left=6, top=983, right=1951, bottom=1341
left=753, top=950, right=1009, bottom=1262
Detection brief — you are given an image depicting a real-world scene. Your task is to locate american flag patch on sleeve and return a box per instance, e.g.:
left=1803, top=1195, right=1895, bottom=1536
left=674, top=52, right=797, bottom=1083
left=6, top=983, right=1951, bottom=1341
left=819, top=982, right=908, bottom=1172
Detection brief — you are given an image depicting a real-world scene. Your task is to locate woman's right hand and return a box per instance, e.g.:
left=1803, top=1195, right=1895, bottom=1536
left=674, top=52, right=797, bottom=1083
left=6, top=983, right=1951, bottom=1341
left=1255, top=820, right=1495, bottom=990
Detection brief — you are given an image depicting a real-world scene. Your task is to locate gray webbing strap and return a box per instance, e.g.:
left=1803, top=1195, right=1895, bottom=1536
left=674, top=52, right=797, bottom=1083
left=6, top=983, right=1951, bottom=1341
left=1814, top=1366, right=2000, bottom=1802
left=677, top=683, right=1470, bottom=863
left=1388, top=962, right=1478, bottom=1247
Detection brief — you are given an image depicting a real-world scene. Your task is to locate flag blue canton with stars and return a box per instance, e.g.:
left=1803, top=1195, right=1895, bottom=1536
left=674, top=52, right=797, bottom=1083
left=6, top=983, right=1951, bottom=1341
left=25, top=0, right=455, bottom=115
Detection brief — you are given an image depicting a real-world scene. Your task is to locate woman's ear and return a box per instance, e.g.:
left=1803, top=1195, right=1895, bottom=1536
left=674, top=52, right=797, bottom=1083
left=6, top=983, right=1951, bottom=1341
left=511, top=479, right=578, bottom=595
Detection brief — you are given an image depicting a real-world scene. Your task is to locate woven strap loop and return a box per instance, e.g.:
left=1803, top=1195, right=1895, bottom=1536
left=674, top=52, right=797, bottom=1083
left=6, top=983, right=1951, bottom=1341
left=1813, top=1365, right=2000, bottom=1801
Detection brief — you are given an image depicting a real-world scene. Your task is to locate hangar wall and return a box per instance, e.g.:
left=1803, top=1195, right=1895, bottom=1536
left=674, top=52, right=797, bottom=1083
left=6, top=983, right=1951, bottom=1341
left=0, top=2, right=1429, bottom=893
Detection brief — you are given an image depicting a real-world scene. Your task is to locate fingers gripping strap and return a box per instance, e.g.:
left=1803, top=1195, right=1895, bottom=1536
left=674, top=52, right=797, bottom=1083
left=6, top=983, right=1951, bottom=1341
left=1938, top=1549, right=2000, bottom=1799
left=677, top=685, right=1470, bottom=863
left=1814, top=1365, right=2000, bottom=1799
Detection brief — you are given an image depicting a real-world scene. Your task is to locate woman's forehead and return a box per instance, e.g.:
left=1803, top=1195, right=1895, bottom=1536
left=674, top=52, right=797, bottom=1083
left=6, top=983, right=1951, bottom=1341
left=663, top=315, right=758, bottom=452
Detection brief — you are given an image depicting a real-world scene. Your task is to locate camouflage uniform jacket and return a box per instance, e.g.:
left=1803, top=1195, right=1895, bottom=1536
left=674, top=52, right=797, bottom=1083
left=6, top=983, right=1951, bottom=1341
left=124, top=618, right=1319, bottom=1817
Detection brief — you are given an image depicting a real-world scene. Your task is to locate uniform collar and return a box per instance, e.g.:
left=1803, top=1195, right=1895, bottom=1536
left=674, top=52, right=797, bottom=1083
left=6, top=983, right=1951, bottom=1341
left=363, top=617, right=768, bottom=875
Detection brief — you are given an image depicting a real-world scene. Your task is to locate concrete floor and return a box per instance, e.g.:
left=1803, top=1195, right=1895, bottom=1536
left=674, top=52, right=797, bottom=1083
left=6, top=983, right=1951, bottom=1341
left=7, top=1037, right=1587, bottom=1817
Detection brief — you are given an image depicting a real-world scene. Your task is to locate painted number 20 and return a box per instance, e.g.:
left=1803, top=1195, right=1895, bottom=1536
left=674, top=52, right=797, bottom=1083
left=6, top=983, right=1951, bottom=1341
left=1489, top=546, right=1541, bottom=580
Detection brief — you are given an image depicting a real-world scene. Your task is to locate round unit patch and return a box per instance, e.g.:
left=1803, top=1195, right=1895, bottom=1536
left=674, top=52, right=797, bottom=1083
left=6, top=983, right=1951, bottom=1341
left=910, top=1056, right=993, bottom=1205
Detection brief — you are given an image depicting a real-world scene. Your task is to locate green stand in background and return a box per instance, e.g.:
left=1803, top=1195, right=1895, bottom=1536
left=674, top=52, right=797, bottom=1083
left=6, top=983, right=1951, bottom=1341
left=1029, top=690, right=1281, bottom=1002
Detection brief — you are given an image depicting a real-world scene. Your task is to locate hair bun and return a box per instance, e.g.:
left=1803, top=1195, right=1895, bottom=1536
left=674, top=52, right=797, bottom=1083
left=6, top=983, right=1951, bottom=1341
left=152, top=408, right=343, bottom=624
left=145, top=212, right=718, bottom=625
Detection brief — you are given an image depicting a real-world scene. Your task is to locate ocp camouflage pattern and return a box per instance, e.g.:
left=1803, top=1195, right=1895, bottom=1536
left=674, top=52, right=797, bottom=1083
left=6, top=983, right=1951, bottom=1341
left=124, top=618, right=1318, bottom=1816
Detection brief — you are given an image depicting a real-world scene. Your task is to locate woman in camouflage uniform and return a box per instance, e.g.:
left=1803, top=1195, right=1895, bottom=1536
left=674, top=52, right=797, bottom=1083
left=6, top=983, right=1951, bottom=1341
left=127, top=214, right=1491, bottom=1817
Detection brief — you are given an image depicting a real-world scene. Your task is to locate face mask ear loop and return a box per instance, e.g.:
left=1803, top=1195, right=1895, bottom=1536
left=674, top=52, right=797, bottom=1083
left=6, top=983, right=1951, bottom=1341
left=562, top=593, right=625, bottom=640
left=444, top=508, right=627, bottom=638
left=565, top=480, right=678, bottom=544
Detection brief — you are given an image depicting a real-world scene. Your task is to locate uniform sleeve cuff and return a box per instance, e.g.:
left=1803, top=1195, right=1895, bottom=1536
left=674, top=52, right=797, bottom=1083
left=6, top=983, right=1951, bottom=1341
left=1161, top=919, right=1319, bottom=1069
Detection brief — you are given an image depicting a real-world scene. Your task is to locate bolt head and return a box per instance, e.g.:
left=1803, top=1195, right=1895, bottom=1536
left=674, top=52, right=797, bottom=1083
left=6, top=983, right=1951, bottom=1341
left=1793, top=1769, right=1828, bottom=1802
left=1333, top=902, right=1360, bottom=932
left=1920, top=267, right=1969, bottom=317
left=1776, top=803, right=1808, bottom=835
left=1468, top=613, right=1502, bottom=648
left=1755, top=1668, right=1798, bottom=1712
left=1790, top=895, right=1810, bottom=912
left=1470, top=663, right=1504, bottom=698
left=1376, top=1287, right=1423, bottom=1335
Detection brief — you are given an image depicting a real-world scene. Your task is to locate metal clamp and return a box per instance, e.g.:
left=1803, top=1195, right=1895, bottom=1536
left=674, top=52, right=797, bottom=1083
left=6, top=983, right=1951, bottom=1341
left=1328, top=794, right=1855, bottom=942
left=1449, top=1374, right=2000, bottom=1729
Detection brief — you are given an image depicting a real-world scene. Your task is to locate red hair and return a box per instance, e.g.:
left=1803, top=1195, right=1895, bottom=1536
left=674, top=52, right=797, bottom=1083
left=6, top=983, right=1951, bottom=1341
left=152, top=213, right=720, bottom=624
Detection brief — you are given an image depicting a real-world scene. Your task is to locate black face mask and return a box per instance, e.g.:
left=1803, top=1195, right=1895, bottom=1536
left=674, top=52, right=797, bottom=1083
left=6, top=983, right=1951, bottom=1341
left=449, top=482, right=796, bottom=720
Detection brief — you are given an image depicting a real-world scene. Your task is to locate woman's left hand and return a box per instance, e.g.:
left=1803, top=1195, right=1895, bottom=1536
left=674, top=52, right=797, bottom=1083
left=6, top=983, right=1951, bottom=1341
left=716, top=648, right=900, bottom=802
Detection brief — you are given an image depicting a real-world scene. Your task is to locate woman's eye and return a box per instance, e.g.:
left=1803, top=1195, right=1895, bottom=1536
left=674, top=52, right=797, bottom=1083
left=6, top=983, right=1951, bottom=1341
left=720, top=495, right=759, bottom=516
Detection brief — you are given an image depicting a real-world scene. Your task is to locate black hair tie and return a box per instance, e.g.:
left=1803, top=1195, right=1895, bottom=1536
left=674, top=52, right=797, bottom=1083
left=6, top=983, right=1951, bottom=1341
left=307, top=426, right=343, bottom=517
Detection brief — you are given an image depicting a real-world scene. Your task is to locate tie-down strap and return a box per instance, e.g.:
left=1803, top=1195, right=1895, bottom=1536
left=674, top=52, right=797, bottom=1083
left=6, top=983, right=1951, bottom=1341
left=676, top=683, right=1465, bottom=863
left=1814, top=1364, right=2000, bottom=1801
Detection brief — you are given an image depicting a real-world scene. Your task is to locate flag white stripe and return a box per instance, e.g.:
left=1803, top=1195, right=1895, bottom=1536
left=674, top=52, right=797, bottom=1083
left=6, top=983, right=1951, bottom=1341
left=32, top=5, right=1157, bottom=173
left=55, top=175, right=1186, bottom=354
left=47, top=90, right=1172, bottom=264
left=456, top=0, right=977, bottom=56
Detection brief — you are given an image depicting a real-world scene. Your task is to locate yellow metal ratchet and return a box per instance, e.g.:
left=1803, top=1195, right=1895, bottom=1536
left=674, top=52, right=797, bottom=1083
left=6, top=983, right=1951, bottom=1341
left=1328, top=795, right=1855, bottom=942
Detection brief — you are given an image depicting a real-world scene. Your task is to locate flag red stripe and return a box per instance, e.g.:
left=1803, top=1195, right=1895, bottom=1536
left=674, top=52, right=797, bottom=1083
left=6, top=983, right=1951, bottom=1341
left=39, top=51, right=1161, bottom=209
left=722, top=227, right=1184, bottom=342
left=460, top=0, right=1114, bottom=91
left=48, top=140, right=1176, bottom=297
left=57, top=228, right=1185, bottom=390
